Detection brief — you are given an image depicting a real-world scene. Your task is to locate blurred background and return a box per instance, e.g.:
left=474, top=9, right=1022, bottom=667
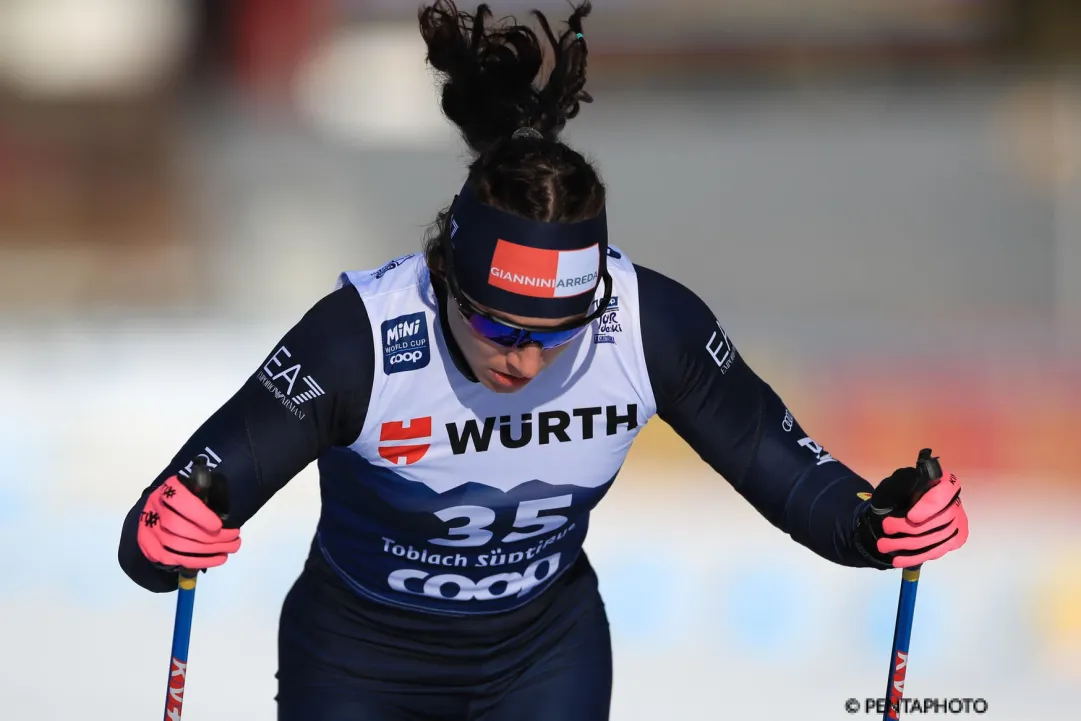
left=1, top=0, right=1079, bottom=719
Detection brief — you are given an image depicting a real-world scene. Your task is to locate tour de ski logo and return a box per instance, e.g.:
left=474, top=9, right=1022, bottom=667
left=593, top=295, right=621, bottom=344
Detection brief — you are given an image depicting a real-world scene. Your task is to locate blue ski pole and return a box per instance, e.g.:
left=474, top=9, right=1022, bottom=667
left=164, top=571, right=200, bottom=720
left=877, top=448, right=942, bottom=721
left=163, top=458, right=219, bottom=721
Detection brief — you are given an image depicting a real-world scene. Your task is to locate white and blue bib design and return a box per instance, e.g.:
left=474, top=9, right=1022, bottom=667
left=318, top=250, right=656, bottom=614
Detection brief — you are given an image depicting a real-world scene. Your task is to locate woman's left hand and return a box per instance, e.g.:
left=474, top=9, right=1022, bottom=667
left=855, top=462, right=969, bottom=569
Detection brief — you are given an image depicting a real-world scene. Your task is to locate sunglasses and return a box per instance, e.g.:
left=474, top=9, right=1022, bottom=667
left=442, top=239, right=613, bottom=350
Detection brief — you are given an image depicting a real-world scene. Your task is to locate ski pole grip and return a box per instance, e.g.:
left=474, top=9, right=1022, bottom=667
left=184, top=457, right=214, bottom=505
left=916, top=448, right=941, bottom=482
left=907, top=447, right=943, bottom=510
left=178, top=456, right=230, bottom=521
left=870, top=448, right=944, bottom=517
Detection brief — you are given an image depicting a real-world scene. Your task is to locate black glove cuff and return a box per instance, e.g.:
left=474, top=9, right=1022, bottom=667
left=854, top=509, right=894, bottom=570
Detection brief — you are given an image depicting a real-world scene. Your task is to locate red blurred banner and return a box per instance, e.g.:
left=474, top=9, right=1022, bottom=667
left=630, top=355, right=1081, bottom=489
left=811, top=356, right=1080, bottom=486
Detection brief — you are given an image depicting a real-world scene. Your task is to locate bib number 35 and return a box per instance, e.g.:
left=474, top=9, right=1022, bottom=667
left=429, top=495, right=573, bottom=547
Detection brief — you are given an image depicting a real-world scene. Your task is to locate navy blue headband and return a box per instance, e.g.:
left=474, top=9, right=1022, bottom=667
left=446, top=182, right=609, bottom=318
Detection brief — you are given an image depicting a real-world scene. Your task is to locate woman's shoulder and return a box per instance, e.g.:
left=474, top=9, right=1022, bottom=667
left=335, top=253, right=431, bottom=299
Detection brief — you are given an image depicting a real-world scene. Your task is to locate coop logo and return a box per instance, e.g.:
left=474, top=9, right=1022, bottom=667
left=447, top=404, right=638, bottom=455
left=257, top=346, right=325, bottom=421
left=178, top=447, right=221, bottom=479
left=391, top=351, right=424, bottom=364
left=382, top=312, right=431, bottom=375
left=593, top=296, right=621, bottom=344
left=388, top=552, right=561, bottom=601
left=378, top=417, right=432, bottom=465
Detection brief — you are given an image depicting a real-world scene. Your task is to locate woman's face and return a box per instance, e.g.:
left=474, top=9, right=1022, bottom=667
left=446, top=296, right=583, bottom=394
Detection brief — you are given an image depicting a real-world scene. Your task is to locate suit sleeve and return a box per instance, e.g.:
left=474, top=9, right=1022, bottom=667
left=635, top=264, right=878, bottom=567
left=117, top=285, right=376, bottom=592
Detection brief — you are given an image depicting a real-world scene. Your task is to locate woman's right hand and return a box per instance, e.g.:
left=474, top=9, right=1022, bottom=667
left=136, top=476, right=241, bottom=570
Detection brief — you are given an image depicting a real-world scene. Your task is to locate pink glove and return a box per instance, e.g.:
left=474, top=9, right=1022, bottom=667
left=876, top=469, right=968, bottom=567
left=137, top=476, right=241, bottom=570
left=855, top=460, right=969, bottom=569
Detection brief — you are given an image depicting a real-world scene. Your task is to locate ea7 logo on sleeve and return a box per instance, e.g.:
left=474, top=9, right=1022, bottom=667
left=382, top=313, right=431, bottom=375
left=379, top=417, right=432, bottom=465
left=258, top=346, right=325, bottom=420
left=706, top=321, right=736, bottom=374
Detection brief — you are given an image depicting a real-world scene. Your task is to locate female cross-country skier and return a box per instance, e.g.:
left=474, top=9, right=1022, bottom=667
left=118, top=2, right=970, bottom=719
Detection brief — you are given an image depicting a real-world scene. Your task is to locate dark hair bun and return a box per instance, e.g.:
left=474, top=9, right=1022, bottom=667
left=418, top=1, right=593, bottom=153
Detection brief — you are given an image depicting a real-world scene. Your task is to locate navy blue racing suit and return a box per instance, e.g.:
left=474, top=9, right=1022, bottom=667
left=118, top=255, right=880, bottom=720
